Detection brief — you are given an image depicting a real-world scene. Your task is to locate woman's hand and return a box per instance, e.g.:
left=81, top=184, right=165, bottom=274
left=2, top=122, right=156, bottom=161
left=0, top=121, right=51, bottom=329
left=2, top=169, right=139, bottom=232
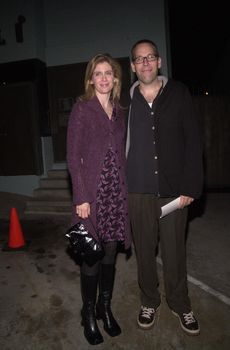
left=76, top=202, right=90, bottom=218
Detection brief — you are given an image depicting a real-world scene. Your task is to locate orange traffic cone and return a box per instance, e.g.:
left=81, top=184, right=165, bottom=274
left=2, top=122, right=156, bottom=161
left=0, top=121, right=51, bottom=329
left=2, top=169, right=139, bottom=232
left=3, top=208, right=28, bottom=251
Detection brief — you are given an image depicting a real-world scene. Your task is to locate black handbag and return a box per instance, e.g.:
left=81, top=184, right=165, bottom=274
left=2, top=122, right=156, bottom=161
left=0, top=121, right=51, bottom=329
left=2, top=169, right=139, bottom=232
left=65, top=222, right=104, bottom=266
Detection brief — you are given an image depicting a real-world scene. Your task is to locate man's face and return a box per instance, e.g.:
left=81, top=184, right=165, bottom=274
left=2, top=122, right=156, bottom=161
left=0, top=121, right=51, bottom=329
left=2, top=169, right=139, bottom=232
left=131, top=43, right=161, bottom=85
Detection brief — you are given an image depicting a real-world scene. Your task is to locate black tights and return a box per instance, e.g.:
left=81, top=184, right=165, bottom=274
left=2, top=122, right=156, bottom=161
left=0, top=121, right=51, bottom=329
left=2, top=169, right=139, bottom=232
left=81, top=241, right=117, bottom=276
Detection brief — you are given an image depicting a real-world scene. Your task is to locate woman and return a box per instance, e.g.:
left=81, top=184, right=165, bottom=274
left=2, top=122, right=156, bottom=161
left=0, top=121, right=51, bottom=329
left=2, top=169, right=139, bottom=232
left=67, top=53, right=131, bottom=345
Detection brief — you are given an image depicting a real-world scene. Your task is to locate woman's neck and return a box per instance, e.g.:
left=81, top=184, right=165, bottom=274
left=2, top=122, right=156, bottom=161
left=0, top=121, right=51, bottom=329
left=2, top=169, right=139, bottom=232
left=96, top=93, right=113, bottom=119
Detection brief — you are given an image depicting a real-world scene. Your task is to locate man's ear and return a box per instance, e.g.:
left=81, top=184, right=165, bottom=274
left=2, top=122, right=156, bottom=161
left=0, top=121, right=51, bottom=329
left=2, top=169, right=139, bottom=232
left=157, top=57, right=162, bottom=70
left=131, top=62, right=136, bottom=73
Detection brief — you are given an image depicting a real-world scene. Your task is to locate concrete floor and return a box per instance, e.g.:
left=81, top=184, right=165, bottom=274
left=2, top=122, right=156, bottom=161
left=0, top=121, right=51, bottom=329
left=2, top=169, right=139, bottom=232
left=0, top=191, right=230, bottom=349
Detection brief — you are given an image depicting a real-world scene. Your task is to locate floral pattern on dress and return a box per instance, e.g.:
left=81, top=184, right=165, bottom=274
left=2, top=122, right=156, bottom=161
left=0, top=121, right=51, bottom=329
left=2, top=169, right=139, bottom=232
left=96, top=118, right=125, bottom=243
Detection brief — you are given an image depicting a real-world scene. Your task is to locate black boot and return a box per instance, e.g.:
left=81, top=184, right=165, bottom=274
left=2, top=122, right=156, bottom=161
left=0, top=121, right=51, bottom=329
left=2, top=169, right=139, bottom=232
left=96, top=264, right=121, bottom=337
left=81, top=274, right=103, bottom=345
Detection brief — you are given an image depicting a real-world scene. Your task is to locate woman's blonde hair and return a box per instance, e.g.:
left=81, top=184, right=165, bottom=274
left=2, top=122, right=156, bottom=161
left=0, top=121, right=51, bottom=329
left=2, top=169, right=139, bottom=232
left=80, top=53, right=122, bottom=102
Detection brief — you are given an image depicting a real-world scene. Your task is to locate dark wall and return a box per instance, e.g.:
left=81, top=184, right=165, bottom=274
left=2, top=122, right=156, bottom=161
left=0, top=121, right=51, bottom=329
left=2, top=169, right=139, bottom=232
left=0, top=59, right=49, bottom=175
left=0, top=59, right=50, bottom=136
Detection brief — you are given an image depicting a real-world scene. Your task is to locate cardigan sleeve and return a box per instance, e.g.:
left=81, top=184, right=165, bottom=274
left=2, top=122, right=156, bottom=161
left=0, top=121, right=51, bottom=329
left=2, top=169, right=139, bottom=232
left=66, top=101, right=93, bottom=205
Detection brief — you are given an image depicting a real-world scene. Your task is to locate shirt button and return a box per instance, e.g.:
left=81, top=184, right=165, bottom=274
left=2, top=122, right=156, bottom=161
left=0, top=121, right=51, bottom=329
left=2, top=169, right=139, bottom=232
left=154, top=171, right=158, bottom=175
left=152, top=126, right=155, bottom=130
left=151, top=111, right=154, bottom=115
left=154, top=156, right=158, bottom=159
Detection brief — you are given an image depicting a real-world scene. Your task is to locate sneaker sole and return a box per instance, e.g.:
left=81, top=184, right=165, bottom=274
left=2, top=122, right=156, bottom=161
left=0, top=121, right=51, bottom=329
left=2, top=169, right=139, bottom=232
left=137, top=317, right=155, bottom=330
left=171, top=310, right=200, bottom=336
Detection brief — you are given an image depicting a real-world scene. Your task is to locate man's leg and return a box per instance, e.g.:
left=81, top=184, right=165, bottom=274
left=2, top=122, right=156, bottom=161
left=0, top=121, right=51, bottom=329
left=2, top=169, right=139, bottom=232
left=158, top=198, right=190, bottom=313
left=129, top=193, right=161, bottom=329
left=159, top=199, right=200, bottom=335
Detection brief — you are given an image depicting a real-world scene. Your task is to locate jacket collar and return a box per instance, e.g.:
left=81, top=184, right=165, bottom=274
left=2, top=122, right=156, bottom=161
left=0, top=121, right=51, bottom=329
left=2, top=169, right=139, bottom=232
left=130, top=75, right=168, bottom=98
left=86, top=96, right=121, bottom=131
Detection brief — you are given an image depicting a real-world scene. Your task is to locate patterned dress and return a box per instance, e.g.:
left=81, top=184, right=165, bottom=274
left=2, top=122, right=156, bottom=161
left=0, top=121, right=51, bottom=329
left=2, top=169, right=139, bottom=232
left=96, top=110, right=125, bottom=243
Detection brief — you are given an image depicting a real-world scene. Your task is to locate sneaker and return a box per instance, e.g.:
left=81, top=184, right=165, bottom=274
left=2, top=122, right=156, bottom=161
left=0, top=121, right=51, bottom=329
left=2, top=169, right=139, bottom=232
left=137, top=306, right=158, bottom=329
left=172, top=310, right=200, bottom=335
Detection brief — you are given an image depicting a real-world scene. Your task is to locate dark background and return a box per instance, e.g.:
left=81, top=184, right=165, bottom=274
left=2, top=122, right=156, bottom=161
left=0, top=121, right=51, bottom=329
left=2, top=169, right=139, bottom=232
left=167, top=0, right=229, bottom=95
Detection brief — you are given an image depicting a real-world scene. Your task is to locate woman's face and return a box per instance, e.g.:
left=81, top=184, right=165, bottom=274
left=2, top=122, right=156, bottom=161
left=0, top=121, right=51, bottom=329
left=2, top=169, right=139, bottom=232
left=90, top=61, right=115, bottom=97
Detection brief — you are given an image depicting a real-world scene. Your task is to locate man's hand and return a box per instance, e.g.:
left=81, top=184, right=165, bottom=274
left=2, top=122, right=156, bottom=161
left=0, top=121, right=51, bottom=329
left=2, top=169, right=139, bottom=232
left=179, top=195, right=194, bottom=209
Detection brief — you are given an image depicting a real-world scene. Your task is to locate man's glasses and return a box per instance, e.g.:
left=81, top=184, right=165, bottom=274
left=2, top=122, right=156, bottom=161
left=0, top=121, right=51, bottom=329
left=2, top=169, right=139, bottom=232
left=133, top=54, right=158, bottom=64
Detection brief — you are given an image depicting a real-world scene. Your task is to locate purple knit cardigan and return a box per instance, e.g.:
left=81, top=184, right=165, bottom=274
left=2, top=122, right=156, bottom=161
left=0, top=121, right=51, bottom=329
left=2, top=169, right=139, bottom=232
left=67, top=96, right=131, bottom=250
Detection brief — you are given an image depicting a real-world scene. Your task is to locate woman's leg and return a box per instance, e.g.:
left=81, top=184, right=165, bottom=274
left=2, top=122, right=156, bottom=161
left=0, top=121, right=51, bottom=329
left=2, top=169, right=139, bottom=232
left=80, top=261, right=103, bottom=345
left=96, top=241, right=121, bottom=336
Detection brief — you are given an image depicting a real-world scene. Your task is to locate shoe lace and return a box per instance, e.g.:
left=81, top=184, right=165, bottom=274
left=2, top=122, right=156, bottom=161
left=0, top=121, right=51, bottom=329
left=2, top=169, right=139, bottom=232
left=141, top=306, right=155, bottom=319
left=183, top=311, right=196, bottom=325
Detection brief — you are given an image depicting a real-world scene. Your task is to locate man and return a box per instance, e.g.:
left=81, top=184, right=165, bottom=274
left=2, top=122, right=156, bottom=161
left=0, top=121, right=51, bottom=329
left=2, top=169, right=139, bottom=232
left=126, top=39, right=203, bottom=335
